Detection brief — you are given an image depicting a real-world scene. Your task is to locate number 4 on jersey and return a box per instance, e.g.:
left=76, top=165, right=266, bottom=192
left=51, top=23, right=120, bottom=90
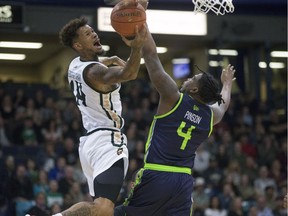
left=177, top=121, right=196, bottom=150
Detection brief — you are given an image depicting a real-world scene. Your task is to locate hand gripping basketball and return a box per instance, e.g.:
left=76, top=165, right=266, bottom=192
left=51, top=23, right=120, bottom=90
left=110, top=0, right=147, bottom=37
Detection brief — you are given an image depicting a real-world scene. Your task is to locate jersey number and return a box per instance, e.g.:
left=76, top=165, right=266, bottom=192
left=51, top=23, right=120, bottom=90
left=177, top=121, right=196, bottom=150
left=70, top=80, right=87, bottom=106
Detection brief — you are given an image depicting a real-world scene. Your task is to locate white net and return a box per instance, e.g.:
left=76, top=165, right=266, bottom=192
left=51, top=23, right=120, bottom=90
left=192, top=0, right=234, bottom=15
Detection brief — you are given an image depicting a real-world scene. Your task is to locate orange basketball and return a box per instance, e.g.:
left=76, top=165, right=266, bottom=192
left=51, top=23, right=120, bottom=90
left=110, top=1, right=146, bottom=37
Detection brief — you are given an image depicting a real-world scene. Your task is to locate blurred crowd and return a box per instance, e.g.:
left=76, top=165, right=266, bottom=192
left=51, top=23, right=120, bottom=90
left=0, top=78, right=287, bottom=216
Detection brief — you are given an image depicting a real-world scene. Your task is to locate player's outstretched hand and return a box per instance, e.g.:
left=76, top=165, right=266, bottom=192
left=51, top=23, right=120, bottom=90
left=122, top=23, right=148, bottom=49
left=100, top=56, right=126, bottom=67
left=137, top=0, right=149, bottom=9
left=104, top=0, right=148, bottom=9
left=221, top=64, right=236, bottom=85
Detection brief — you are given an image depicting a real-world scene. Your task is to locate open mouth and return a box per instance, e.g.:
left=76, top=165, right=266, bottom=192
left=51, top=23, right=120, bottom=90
left=94, top=40, right=102, bottom=48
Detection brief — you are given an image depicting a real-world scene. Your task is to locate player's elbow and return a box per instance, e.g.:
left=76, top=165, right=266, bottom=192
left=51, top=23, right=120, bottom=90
left=121, top=72, right=138, bottom=81
left=129, top=73, right=138, bottom=81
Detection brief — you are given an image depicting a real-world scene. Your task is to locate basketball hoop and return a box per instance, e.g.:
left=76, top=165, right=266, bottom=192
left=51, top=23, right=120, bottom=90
left=192, top=0, right=234, bottom=15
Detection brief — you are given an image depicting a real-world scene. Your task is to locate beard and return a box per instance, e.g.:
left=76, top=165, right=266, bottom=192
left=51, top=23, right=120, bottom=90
left=97, top=49, right=106, bottom=56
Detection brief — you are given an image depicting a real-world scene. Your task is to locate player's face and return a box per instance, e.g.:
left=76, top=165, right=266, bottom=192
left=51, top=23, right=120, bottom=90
left=180, top=73, right=202, bottom=93
left=76, top=25, right=104, bottom=55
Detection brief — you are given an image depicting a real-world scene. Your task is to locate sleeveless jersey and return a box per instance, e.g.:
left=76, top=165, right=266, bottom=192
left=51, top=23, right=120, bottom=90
left=67, top=57, right=124, bottom=133
left=144, top=93, right=213, bottom=169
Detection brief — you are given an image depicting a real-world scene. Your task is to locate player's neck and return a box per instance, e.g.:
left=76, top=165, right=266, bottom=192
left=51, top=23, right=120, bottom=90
left=189, top=94, right=206, bottom=105
left=79, top=54, right=99, bottom=62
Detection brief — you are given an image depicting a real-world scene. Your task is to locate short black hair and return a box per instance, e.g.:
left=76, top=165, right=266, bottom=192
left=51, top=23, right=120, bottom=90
left=59, top=17, right=88, bottom=48
left=198, top=72, right=224, bottom=105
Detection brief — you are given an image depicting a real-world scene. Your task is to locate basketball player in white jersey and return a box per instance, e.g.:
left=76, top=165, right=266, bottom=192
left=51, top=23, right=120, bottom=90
left=56, top=16, right=147, bottom=216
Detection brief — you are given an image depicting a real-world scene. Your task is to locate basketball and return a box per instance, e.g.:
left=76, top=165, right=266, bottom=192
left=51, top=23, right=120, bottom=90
left=110, top=0, right=146, bottom=37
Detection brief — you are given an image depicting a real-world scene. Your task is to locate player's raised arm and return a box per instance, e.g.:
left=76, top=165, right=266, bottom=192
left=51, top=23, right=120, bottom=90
left=210, top=64, right=235, bottom=125
left=142, top=29, right=180, bottom=113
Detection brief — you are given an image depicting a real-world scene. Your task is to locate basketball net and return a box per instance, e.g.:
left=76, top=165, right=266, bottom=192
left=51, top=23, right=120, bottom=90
left=192, top=0, right=234, bottom=15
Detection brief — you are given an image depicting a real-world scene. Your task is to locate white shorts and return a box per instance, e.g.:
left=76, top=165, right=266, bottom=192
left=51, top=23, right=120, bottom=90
left=78, top=129, right=129, bottom=197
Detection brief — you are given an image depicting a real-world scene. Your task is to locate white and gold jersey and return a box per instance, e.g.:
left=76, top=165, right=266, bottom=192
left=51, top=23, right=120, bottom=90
left=68, top=57, right=124, bottom=133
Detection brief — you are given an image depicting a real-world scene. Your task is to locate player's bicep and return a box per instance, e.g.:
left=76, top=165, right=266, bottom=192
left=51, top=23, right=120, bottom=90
left=85, top=63, right=124, bottom=85
left=146, top=56, right=179, bottom=100
left=210, top=103, right=225, bottom=125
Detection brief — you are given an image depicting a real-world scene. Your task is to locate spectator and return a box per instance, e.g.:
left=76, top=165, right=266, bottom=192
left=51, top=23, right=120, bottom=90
left=50, top=203, right=62, bottom=215
left=41, top=119, right=63, bottom=144
left=34, top=89, right=45, bottom=109
left=239, top=133, right=257, bottom=159
left=24, top=98, right=39, bottom=121
left=33, top=170, right=49, bottom=196
left=204, top=195, right=227, bottom=216
left=19, top=117, right=39, bottom=146
left=26, top=192, right=50, bottom=216
left=237, top=174, right=256, bottom=201
left=5, top=164, right=34, bottom=201
left=218, top=183, right=236, bottom=210
left=194, top=144, right=211, bottom=175
left=125, top=122, right=138, bottom=154
left=0, top=95, right=15, bottom=122
left=241, top=106, right=253, bottom=127
left=26, top=158, right=38, bottom=184
left=57, top=166, right=75, bottom=196
left=192, top=177, right=210, bottom=215
left=252, top=114, right=266, bottom=143
left=255, top=194, right=273, bottom=216
left=229, top=142, right=245, bottom=166
left=37, top=141, right=58, bottom=173
left=264, top=186, right=277, bottom=210
left=241, top=156, right=258, bottom=182
left=257, top=134, right=278, bottom=167
left=62, top=119, right=83, bottom=143
left=40, top=97, right=55, bottom=123
left=247, top=206, right=258, bottom=216
left=202, top=157, right=224, bottom=191
left=5, top=164, right=34, bottom=215
left=64, top=182, right=84, bottom=207
left=254, top=165, right=276, bottom=196
left=13, top=88, right=27, bottom=109
left=132, top=139, right=145, bottom=168
left=0, top=155, right=15, bottom=214
left=268, top=110, right=287, bottom=141
left=228, top=196, right=244, bottom=216
left=224, top=160, right=241, bottom=187
left=272, top=195, right=287, bottom=216
left=0, top=195, right=7, bottom=216
left=0, top=115, right=12, bottom=146
left=270, top=159, right=286, bottom=188
left=215, top=143, right=230, bottom=169
left=48, top=157, right=66, bottom=181
left=60, top=137, right=78, bottom=166
left=276, top=138, right=287, bottom=175
left=46, top=180, right=64, bottom=208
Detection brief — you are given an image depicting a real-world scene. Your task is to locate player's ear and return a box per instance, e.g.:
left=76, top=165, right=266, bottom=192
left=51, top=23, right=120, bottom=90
left=190, top=87, right=198, bottom=93
left=73, top=42, right=82, bottom=50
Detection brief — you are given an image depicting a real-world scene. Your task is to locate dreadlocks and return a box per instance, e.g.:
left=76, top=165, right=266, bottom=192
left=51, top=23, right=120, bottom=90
left=59, top=17, right=88, bottom=48
left=198, top=72, right=224, bottom=105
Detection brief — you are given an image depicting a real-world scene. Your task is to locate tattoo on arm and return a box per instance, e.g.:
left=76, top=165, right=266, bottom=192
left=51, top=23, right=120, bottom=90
left=62, top=203, right=95, bottom=216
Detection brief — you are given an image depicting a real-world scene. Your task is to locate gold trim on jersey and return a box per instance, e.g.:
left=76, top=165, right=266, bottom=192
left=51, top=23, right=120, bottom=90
left=101, top=94, right=123, bottom=129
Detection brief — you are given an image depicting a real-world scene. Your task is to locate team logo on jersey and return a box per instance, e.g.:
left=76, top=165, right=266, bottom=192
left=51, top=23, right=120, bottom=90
left=193, top=105, right=199, bottom=111
left=117, top=147, right=123, bottom=155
